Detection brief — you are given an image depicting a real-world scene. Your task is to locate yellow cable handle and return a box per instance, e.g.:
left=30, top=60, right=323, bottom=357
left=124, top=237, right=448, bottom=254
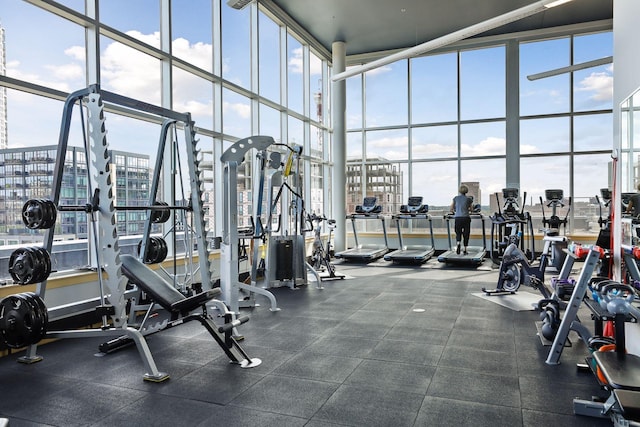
left=284, top=152, right=294, bottom=177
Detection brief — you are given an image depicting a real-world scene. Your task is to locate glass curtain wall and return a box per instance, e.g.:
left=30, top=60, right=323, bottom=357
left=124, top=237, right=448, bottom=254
left=0, top=0, right=332, bottom=278
left=346, top=27, right=613, bottom=237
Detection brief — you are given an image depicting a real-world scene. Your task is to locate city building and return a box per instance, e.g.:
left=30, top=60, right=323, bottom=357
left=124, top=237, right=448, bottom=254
left=0, top=24, right=7, bottom=150
left=346, top=158, right=403, bottom=214
left=0, top=145, right=153, bottom=244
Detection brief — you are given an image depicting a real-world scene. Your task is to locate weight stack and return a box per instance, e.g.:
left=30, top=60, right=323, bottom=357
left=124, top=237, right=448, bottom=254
left=275, top=238, right=294, bottom=280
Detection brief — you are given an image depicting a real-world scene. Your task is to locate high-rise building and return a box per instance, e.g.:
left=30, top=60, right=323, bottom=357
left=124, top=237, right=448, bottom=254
left=346, top=158, right=403, bottom=214
left=0, top=145, right=152, bottom=242
left=461, top=181, right=481, bottom=207
left=0, top=24, right=8, bottom=150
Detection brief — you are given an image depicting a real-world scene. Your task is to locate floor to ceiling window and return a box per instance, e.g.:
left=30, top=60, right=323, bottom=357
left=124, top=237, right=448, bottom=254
left=0, top=0, right=332, bottom=280
left=346, top=25, right=613, bottom=236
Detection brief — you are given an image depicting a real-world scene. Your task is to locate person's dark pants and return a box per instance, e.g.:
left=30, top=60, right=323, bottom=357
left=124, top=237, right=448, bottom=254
left=454, top=216, right=472, bottom=246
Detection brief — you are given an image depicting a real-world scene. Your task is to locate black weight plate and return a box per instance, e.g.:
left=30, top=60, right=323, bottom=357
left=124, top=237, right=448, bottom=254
left=8, top=248, right=36, bottom=285
left=14, top=293, right=45, bottom=345
left=0, top=295, right=36, bottom=348
left=21, top=199, right=45, bottom=229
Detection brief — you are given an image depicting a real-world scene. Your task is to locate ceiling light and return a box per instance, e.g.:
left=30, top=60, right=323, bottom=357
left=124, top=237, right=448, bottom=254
left=544, top=0, right=573, bottom=8
left=331, top=0, right=576, bottom=82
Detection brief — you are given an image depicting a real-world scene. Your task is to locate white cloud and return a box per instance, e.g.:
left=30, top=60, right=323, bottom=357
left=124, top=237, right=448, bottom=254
left=412, top=142, right=456, bottom=157
left=289, top=47, right=323, bottom=75
left=576, top=70, right=613, bottom=102
left=64, top=45, right=86, bottom=62
left=45, top=63, right=84, bottom=81
left=223, top=100, right=251, bottom=118
left=172, top=37, right=213, bottom=71
left=461, top=136, right=505, bottom=156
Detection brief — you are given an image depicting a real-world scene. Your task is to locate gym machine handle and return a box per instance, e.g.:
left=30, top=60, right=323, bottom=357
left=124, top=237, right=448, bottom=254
left=218, top=315, right=250, bottom=333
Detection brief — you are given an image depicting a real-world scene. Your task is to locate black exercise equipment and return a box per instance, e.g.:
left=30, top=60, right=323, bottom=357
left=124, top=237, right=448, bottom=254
left=306, top=213, right=344, bottom=280
left=489, top=188, right=535, bottom=264
left=0, top=292, right=48, bottom=349
left=539, top=189, right=571, bottom=271
left=113, top=255, right=261, bottom=368
left=438, top=199, right=487, bottom=267
left=384, top=196, right=435, bottom=264
left=21, top=199, right=57, bottom=230
left=137, top=236, right=168, bottom=264
left=25, top=196, right=178, bottom=224
left=335, top=196, right=390, bottom=262
left=8, top=246, right=52, bottom=285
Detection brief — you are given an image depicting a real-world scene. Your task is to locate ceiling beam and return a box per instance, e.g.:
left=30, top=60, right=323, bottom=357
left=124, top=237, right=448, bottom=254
left=331, top=0, right=577, bottom=81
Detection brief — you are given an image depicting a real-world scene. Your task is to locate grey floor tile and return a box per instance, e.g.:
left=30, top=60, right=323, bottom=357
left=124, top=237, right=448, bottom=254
left=197, top=404, right=307, bottom=427
left=312, top=384, right=423, bottom=427
left=427, top=366, right=521, bottom=408
left=344, top=359, right=435, bottom=394
left=414, top=396, right=522, bottom=427
left=304, top=335, right=380, bottom=358
left=368, top=339, right=444, bottom=366
left=90, top=394, right=221, bottom=427
left=519, top=376, right=607, bottom=415
left=438, top=345, right=518, bottom=377
left=155, top=362, right=265, bottom=404
left=11, top=382, right=147, bottom=427
left=231, top=375, right=338, bottom=418
left=446, top=328, right=516, bottom=352
left=273, top=350, right=362, bottom=382
left=522, top=408, right=611, bottom=427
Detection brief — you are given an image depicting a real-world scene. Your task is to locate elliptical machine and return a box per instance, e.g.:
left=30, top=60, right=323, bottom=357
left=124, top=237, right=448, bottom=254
left=539, top=189, right=571, bottom=271
left=489, top=188, right=535, bottom=264
left=307, top=213, right=344, bottom=281
left=483, top=188, right=550, bottom=297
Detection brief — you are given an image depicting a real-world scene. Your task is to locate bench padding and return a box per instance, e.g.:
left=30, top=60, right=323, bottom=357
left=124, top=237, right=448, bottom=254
left=594, top=351, right=640, bottom=391
left=120, top=254, right=219, bottom=313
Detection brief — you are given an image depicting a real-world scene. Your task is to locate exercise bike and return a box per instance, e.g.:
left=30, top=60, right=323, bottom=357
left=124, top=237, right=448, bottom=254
left=482, top=238, right=553, bottom=297
left=307, top=213, right=344, bottom=281
left=483, top=189, right=550, bottom=297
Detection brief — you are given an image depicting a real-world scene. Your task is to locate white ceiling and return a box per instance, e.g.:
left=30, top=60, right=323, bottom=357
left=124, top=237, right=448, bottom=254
left=267, top=0, right=613, bottom=57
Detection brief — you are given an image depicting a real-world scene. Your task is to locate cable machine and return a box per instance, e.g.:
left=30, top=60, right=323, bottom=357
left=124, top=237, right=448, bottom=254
left=1, top=85, right=260, bottom=381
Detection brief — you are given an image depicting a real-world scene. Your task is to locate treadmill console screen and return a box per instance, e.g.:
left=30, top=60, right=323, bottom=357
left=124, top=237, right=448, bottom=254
left=356, top=197, right=382, bottom=214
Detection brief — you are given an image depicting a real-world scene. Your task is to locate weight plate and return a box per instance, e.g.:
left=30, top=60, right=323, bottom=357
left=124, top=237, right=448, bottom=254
left=0, top=294, right=41, bottom=348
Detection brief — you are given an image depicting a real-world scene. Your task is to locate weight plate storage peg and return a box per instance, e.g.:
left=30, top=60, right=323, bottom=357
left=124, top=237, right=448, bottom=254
left=21, top=199, right=57, bottom=229
left=8, top=247, right=52, bottom=285
left=0, top=292, right=48, bottom=349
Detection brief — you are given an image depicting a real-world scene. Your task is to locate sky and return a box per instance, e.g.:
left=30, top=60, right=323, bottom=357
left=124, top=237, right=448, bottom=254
left=0, top=0, right=615, bottom=208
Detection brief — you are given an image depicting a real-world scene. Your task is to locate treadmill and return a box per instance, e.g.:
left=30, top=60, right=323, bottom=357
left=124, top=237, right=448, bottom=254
left=335, top=196, right=390, bottom=262
left=384, top=196, right=435, bottom=264
left=437, top=203, right=487, bottom=266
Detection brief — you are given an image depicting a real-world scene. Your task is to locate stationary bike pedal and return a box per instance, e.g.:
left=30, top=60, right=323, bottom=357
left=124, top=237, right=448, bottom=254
left=576, top=362, right=590, bottom=371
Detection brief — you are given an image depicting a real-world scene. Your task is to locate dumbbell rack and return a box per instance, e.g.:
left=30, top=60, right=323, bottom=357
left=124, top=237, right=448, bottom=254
left=545, top=248, right=603, bottom=365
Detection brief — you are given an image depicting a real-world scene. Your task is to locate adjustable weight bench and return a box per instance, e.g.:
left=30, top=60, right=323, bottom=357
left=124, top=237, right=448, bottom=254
left=111, top=255, right=261, bottom=372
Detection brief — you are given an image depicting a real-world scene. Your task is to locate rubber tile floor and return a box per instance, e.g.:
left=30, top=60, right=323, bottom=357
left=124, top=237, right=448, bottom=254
left=0, top=259, right=613, bottom=426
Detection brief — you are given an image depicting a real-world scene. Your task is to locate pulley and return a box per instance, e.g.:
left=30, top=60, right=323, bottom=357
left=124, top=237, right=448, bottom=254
left=8, top=247, right=52, bottom=285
